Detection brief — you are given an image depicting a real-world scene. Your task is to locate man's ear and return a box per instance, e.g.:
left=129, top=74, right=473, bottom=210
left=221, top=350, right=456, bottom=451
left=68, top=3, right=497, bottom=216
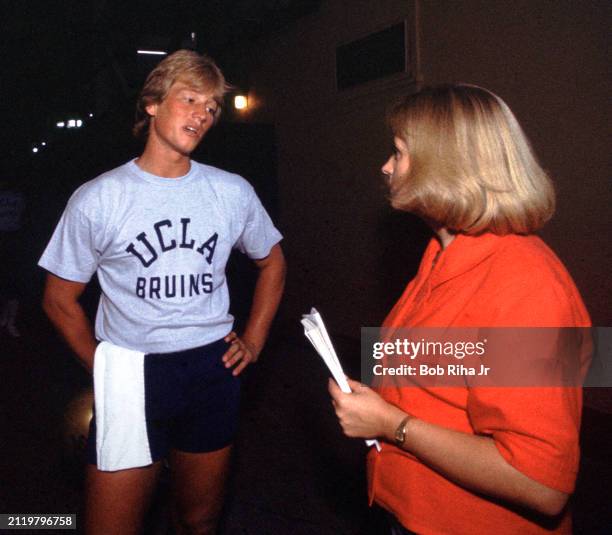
left=145, top=103, right=158, bottom=117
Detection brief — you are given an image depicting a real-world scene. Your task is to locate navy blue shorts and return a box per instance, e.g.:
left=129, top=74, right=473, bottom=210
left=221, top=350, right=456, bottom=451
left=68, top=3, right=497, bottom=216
left=86, top=338, right=240, bottom=465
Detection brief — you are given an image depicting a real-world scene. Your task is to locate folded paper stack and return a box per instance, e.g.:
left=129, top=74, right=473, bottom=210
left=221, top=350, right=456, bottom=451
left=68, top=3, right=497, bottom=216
left=301, top=307, right=381, bottom=452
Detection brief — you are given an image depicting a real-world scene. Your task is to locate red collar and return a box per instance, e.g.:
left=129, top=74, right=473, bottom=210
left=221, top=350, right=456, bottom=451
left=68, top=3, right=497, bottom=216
left=426, top=233, right=515, bottom=288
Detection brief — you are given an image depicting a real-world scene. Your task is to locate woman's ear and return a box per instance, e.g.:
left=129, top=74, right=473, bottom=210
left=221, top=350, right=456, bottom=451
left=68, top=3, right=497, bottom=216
left=145, top=103, right=158, bottom=117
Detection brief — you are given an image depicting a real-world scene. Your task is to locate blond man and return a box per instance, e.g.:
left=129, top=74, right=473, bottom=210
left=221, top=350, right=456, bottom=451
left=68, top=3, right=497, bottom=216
left=40, top=50, right=286, bottom=534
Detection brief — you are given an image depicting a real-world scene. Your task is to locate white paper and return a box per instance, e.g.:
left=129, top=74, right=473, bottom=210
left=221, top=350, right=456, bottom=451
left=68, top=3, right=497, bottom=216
left=302, top=308, right=381, bottom=452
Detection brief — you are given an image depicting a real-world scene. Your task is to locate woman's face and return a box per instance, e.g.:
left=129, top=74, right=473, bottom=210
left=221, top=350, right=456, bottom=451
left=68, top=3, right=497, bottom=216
left=382, top=136, right=411, bottom=196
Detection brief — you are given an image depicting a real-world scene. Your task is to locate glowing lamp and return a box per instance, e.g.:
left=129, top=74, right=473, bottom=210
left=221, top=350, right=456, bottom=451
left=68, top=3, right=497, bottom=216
left=234, top=95, right=248, bottom=110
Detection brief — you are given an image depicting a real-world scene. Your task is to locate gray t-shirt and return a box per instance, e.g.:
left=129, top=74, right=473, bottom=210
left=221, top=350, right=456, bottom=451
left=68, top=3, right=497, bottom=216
left=39, top=159, right=282, bottom=353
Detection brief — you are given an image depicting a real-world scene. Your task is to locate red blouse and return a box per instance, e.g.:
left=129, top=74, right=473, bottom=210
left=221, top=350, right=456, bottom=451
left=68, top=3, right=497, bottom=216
left=367, top=233, right=591, bottom=534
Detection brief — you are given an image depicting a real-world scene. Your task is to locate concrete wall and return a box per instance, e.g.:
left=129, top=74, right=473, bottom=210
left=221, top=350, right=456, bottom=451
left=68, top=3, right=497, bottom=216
left=225, top=0, right=611, bottom=336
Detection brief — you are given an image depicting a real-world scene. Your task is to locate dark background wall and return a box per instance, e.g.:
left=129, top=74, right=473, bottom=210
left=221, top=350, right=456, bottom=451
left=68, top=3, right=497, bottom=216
left=223, top=0, right=611, bottom=335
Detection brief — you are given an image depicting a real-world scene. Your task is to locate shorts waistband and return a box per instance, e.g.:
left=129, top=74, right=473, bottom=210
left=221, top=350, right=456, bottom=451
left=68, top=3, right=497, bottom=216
left=146, top=337, right=229, bottom=358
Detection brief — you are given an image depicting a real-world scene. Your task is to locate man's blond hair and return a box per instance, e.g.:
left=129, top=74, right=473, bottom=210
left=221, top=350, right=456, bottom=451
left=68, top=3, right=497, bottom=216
left=133, top=49, right=230, bottom=139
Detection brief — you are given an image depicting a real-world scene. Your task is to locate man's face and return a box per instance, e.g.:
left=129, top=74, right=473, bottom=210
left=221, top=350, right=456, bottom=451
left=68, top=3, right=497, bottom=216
left=145, top=80, right=219, bottom=158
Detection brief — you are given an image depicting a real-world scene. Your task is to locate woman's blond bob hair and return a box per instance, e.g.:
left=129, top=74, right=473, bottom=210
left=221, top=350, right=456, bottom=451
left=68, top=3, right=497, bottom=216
left=388, top=84, right=555, bottom=235
left=133, top=49, right=231, bottom=139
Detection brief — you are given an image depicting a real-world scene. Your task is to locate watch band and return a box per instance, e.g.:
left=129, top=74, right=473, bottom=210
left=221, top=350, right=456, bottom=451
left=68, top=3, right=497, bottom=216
left=394, top=415, right=411, bottom=447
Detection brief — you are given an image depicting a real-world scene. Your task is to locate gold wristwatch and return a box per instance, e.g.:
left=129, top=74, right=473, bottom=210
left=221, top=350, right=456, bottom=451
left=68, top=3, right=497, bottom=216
left=394, top=415, right=411, bottom=447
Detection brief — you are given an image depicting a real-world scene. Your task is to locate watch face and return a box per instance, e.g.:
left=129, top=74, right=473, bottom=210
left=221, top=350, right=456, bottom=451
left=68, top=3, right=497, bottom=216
left=395, top=416, right=409, bottom=445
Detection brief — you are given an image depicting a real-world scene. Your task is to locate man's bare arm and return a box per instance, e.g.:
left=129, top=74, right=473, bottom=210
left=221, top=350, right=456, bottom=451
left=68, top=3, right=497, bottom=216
left=222, top=243, right=286, bottom=375
left=42, top=273, right=97, bottom=372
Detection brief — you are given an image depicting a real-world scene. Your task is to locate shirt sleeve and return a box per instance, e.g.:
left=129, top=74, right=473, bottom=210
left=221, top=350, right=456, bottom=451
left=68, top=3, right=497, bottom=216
left=38, top=205, right=100, bottom=283
left=234, top=187, right=282, bottom=259
left=467, top=386, right=581, bottom=493
left=467, top=268, right=587, bottom=494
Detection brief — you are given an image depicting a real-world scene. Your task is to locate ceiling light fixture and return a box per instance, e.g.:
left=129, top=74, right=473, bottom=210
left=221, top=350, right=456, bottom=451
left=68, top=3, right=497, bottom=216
left=137, top=49, right=168, bottom=56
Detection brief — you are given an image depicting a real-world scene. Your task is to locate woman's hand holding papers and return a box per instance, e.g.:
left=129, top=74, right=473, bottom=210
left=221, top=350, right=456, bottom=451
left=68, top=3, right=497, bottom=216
left=328, top=377, right=406, bottom=441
